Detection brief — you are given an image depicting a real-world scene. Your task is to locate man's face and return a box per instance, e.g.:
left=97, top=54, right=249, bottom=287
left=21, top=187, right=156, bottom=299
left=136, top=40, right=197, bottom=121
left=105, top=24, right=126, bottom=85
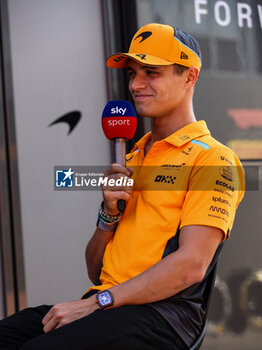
left=127, top=60, right=188, bottom=119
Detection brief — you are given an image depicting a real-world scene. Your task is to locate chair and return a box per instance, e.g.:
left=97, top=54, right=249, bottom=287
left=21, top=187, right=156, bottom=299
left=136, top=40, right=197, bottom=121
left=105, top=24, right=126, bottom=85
left=189, top=321, right=207, bottom=350
left=188, top=259, right=219, bottom=350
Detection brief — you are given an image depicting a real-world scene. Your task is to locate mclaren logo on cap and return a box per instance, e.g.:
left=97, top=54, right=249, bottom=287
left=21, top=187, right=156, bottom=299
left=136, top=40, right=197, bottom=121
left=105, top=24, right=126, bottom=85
left=180, top=51, right=189, bottom=60
left=134, top=31, right=152, bottom=43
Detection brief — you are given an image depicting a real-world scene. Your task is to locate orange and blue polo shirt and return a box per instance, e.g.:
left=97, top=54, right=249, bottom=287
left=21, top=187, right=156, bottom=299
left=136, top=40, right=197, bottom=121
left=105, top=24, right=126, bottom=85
left=90, top=120, right=245, bottom=346
left=91, top=120, right=245, bottom=292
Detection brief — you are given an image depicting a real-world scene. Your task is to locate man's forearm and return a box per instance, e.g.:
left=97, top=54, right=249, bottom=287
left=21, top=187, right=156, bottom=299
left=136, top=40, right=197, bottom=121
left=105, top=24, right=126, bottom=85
left=109, top=248, right=204, bottom=307
left=86, top=164, right=131, bottom=284
left=108, top=225, right=223, bottom=308
left=44, top=227, right=222, bottom=333
left=85, top=228, right=114, bottom=285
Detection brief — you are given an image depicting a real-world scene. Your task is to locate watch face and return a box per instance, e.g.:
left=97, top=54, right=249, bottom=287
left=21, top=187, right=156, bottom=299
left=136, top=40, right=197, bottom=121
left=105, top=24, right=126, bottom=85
left=97, top=290, right=113, bottom=308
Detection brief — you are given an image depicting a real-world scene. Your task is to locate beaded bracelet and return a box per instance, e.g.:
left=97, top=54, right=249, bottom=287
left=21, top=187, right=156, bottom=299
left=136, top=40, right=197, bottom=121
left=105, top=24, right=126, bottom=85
left=96, top=201, right=122, bottom=231
left=99, top=201, right=121, bottom=223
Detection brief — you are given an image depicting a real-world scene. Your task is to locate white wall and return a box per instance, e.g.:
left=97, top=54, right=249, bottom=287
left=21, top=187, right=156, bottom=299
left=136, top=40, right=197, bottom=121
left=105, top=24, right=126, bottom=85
left=8, top=0, right=110, bottom=306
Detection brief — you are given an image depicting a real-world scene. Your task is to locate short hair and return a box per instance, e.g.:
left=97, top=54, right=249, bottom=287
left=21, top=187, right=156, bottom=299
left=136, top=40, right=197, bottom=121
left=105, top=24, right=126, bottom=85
left=173, top=64, right=189, bottom=75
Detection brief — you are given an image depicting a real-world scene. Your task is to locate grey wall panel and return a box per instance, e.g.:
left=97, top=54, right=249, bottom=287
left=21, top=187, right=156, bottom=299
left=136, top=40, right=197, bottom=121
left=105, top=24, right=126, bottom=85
left=8, top=0, right=110, bottom=306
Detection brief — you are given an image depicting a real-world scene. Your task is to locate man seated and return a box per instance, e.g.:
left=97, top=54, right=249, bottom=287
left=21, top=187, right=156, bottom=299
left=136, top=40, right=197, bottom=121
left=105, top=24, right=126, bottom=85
left=0, top=23, right=245, bottom=350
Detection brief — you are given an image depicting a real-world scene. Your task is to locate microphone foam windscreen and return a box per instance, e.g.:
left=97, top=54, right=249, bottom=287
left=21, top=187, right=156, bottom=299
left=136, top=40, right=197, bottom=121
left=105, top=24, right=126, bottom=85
left=101, top=100, right=137, bottom=140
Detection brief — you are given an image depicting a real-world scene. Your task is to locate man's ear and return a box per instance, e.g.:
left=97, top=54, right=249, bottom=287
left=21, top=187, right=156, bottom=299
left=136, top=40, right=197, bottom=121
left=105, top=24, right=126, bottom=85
left=185, top=67, right=199, bottom=88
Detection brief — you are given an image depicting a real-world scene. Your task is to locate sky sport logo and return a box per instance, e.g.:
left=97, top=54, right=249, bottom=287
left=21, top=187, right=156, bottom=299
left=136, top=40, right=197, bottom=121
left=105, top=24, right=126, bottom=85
left=56, top=168, right=74, bottom=188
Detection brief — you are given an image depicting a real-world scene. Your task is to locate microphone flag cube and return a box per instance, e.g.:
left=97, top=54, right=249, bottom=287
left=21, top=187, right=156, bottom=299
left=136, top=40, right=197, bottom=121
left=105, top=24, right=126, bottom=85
left=101, top=100, right=137, bottom=140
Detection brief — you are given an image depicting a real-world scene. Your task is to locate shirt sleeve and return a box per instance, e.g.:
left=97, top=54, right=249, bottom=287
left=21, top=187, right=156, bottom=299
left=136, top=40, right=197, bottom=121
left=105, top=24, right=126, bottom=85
left=180, top=146, right=245, bottom=240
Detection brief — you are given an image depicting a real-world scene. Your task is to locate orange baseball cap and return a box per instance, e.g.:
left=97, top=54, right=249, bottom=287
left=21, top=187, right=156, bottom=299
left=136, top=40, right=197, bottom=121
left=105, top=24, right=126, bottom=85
left=106, top=23, right=202, bottom=71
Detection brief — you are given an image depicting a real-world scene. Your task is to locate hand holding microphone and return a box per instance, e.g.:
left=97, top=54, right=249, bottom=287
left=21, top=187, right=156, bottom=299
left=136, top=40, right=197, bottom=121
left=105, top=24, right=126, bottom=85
left=101, top=100, right=137, bottom=214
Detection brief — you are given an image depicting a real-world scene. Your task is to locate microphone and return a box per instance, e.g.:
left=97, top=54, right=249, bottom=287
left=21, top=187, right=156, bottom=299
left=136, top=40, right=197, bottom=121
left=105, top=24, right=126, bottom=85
left=101, top=100, right=137, bottom=212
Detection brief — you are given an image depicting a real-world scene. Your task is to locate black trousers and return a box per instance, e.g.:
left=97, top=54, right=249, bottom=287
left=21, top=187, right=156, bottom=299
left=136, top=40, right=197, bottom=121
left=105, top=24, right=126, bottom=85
left=0, top=293, right=187, bottom=350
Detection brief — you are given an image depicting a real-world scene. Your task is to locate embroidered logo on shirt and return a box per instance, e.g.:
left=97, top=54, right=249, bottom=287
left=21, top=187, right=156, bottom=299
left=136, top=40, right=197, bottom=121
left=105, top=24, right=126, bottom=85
left=160, top=163, right=186, bottom=170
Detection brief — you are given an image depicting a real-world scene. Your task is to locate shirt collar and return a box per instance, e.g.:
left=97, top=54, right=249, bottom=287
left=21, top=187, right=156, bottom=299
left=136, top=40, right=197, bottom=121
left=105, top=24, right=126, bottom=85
left=164, top=120, right=210, bottom=147
left=133, top=121, right=210, bottom=151
left=132, top=132, right=152, bottom=152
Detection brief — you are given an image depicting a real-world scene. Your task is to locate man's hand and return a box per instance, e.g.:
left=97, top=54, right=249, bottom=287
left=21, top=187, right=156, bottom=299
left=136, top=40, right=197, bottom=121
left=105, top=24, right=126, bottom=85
left=102, top=163, right=133, bottom=215
left=42, top=295, right=99, bottom=333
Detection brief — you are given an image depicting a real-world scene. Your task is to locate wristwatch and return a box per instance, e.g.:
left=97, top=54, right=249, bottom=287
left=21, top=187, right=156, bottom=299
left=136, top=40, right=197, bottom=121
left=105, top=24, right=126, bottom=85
left=96, top=290, right=114, bottom=309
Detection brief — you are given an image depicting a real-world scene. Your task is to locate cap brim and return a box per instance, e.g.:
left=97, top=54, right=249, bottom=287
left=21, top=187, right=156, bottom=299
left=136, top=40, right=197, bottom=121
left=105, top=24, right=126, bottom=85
left=106, top=53, right=174, bottom=68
